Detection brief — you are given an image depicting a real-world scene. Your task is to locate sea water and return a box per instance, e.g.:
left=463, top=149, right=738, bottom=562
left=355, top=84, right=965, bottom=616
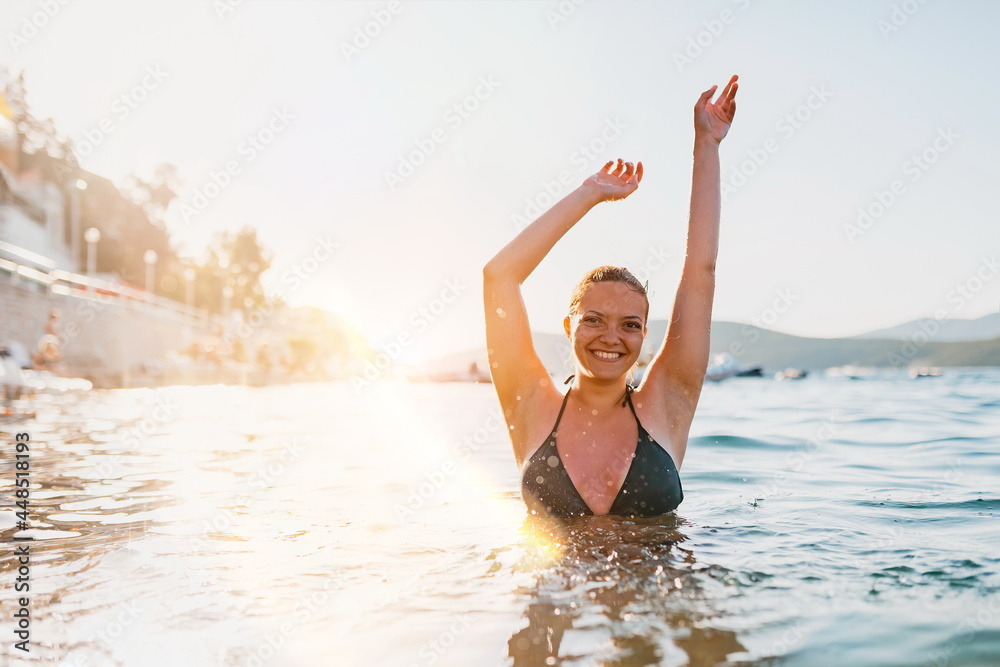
left=1, top=369, right=998, bottom=666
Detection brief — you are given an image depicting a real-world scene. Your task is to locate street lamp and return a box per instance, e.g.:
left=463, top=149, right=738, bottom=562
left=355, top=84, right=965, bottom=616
left=143, top=249, right=158, bottom=300
left=184, top=267, right=196, bottom=313
left=84, top=227, right=100, bottom=288
left=69, top=178, right=88, bottom=272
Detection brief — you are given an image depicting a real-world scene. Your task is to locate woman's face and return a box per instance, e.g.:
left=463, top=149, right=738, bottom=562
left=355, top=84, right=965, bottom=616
left=564, top=281, right=647, bottom=381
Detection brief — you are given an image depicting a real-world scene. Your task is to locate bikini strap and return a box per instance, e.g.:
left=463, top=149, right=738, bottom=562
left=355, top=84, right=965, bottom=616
left=551, top=387, right=572, bottom=435
left=623, top=385, right=638, bottom=416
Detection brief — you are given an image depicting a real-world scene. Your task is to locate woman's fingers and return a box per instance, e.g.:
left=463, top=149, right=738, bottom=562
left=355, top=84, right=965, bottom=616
left=719, top=75, right=738, bottom=102
left=695, top=85, right=717, bottom=110
left=594, top=158, right=643, bottom=189
left=621, top=161, right=633, bottom=182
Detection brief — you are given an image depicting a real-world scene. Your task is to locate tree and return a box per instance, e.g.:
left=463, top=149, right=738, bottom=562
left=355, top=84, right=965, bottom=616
left=191, top=227, right=272, bottom=315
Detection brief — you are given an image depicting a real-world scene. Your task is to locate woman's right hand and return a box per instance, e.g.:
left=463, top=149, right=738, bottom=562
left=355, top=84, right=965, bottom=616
left=582, top=158, right=643, bottom=203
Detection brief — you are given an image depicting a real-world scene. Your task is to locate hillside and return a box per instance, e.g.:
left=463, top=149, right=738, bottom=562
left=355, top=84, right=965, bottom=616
left=849, top=313, right=1000, bottom=342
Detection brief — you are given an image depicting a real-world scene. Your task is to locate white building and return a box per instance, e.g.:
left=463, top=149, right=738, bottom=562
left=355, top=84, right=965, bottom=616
left=0, top=110, right=75, bottom=271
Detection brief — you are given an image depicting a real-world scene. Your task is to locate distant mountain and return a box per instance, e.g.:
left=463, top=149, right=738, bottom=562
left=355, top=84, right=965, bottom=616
left=422, top=320, right=1000, bottom=377
left=850, top=313, right=1000, bottom=342
left=703, top=321, right=999, bottom=370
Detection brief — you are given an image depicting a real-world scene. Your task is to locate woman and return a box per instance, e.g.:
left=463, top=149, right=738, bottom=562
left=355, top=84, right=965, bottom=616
left=483, top=76, right=739, bottom=518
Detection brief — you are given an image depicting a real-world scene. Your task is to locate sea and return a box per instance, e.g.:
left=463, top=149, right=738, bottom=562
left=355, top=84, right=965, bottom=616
left=1, top=368, right=998, bottom=666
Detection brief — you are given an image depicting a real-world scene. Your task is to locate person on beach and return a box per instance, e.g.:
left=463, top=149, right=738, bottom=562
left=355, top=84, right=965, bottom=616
left=483, top=76, right=739, bottom=518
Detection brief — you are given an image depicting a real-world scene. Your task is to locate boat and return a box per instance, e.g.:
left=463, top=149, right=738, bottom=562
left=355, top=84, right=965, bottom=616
left=910, top=367, right=942, bottom=378
left=735, top=366, right=764, bottom=377
left=705, top=353, right=740, bottom=381
left=775, top=368, right=808, bottom=381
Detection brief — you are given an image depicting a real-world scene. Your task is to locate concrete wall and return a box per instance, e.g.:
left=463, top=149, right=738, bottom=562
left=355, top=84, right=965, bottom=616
left=0, top=277, right=211, bottom=387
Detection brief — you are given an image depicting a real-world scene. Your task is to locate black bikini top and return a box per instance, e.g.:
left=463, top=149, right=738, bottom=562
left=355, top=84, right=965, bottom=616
left=519, top=376, right=683, bottom=518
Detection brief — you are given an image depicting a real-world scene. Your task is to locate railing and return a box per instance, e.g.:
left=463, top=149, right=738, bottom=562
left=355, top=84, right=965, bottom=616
left=0, top=240, right=211, bottom=328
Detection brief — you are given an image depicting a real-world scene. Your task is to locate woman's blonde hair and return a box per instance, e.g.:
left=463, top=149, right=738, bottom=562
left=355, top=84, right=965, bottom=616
left=568, top=266, right=649, bottom=321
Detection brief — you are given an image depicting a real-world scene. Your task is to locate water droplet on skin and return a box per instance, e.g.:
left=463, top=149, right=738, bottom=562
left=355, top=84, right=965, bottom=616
left=496, top=308, right=506, bottom=318
left=592, top=409, right=598, bottom=415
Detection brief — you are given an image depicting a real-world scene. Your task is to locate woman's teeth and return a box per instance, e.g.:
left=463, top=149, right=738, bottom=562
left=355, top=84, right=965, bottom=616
left=592, top=350, right=624, bottom=360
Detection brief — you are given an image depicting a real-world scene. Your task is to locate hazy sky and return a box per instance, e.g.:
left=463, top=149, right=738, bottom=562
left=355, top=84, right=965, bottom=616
left=3, top=0, right=998, bottom=363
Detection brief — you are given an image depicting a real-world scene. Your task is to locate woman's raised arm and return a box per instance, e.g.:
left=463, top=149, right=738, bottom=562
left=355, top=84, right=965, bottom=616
left=642, top=76, right=739, bottom=414
left=484, top=160, right=642, bottom=460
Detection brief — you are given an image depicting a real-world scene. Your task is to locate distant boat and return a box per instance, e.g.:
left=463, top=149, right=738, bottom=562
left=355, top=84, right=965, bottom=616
left=775, top=368, right=808, bottom=381
left=735, top=366, right=764, bottom=377
left=910, top=367, right=942, bottom=378
left=706, top=353, right=740, bottom=381
left=826, top=364, right=877, bottom=380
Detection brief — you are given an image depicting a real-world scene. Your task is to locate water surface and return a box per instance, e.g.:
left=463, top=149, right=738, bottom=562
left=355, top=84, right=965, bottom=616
left=1, top=370, right=999, bottom=665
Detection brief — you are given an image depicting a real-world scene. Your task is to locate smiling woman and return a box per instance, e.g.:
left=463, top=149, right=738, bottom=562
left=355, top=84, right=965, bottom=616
left=483, top=76, right=739, bottom=519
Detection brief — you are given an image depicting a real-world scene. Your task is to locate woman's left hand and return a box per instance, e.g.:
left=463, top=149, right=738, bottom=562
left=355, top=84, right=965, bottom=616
left=694, top=75, right=738, bottom=143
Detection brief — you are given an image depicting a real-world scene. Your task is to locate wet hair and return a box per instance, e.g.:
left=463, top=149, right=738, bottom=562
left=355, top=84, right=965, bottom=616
left=568, top=266, right=649, bottom=322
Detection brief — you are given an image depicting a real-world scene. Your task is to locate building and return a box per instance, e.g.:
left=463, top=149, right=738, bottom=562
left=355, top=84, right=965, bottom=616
left=0, top=101, right=75, bottom=271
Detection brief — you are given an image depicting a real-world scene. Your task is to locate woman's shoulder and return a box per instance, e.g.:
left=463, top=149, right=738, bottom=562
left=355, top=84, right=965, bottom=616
left=503, top=380, right=567, bottom=468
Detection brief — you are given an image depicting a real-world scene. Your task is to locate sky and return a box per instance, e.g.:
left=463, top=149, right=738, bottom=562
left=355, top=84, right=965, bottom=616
left=2, top=0, right=999, bottom=363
